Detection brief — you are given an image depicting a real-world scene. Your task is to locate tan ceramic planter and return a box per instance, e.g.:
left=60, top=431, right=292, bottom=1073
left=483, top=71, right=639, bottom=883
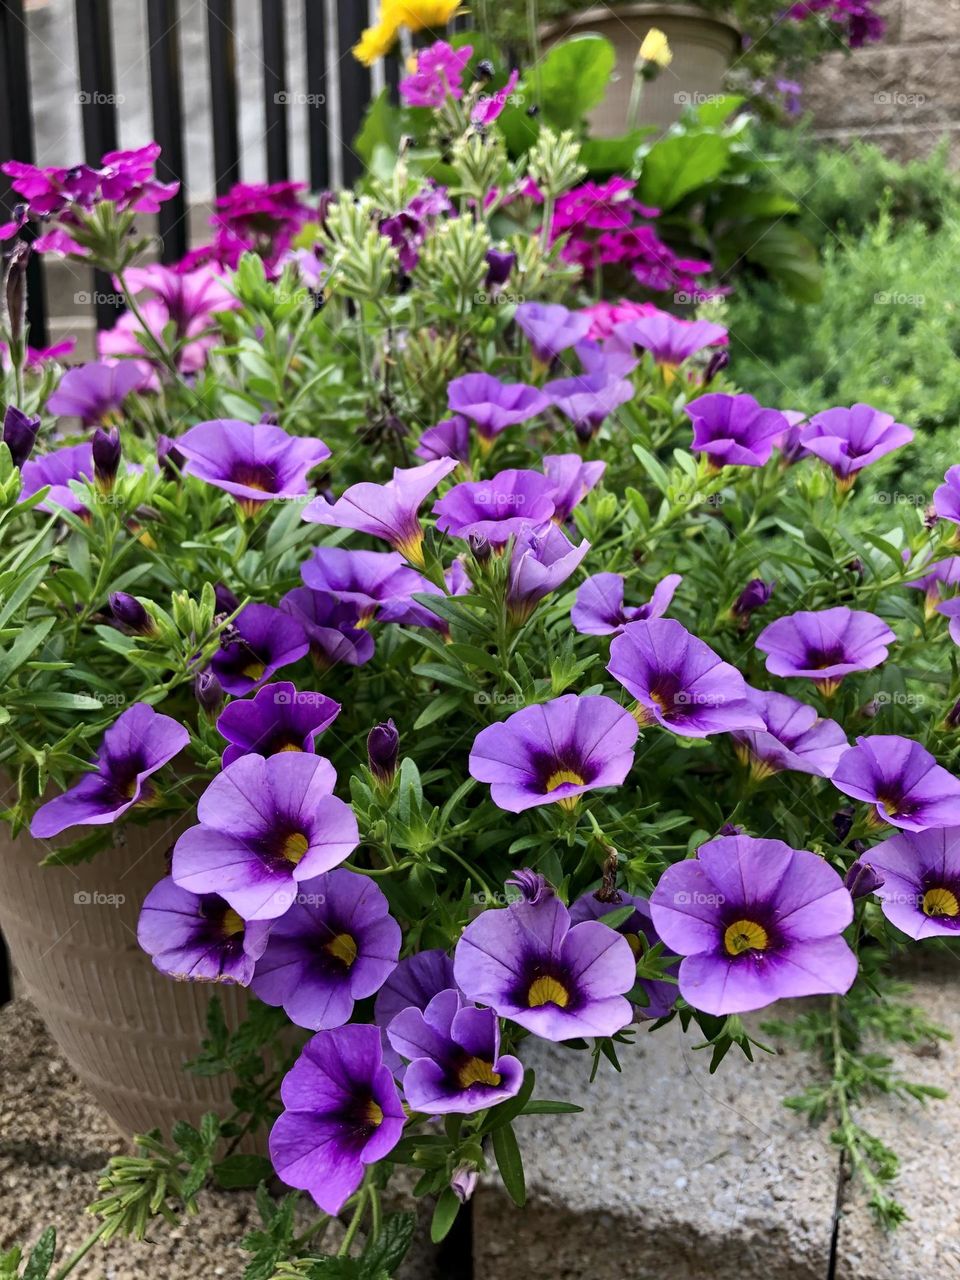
left=542, top=4, right=740, bottom=136
left=0, top=809, right=250, bottom=1140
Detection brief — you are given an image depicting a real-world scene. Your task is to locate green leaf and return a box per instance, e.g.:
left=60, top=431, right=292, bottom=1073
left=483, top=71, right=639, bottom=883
left=361, top=1210, right=416, bottom=1275
left=413, top=691, right=462, bottom=730
left=694, top=94, right=745, bottom=126
left=430, top=1188, right=461, bottom=1244
left=0, top=618, right=55, bottom=684
left=719, top=221, right=822, bottom=303
left=212, top=1154, right=274, bottom=1189
left=492, top=1123, right=526, bottom=1207
left=637, top=133, right=731, bottom=209
left=522, top=1099, right=584, bottom=1115
left=22, top=1229, right=56, bottom=1280
left=580, top=129, right=652, bottom=177
left=535, top=35, right=615, bottom=131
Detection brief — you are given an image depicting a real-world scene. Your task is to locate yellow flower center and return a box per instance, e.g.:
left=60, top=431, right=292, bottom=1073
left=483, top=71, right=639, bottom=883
left=456, top=1056, right=502, bottom=1089
left=324, top=932, right=359, bottom=967
left=723, top=919, right=769, bottom=956
left=362, top=1099, right=384, bottom=1128
left=923, top=887, right=959, bottom=918
left=394, top=527, right=425, bottom=569
left=242, top=660, right=266, bottom=681
left=544, top=768, right=586, bottom=812
left=527, top=976, right=570, bottom=1008
left=281, top=832, right=309, bottom=864
left=221, top=909, right=245, bottom=938
left=624, top=932, right=642, bottom=958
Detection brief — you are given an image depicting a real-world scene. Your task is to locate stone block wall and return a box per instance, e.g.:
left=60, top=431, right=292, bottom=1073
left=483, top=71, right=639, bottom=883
left=803, top=0, right=960, bottom=162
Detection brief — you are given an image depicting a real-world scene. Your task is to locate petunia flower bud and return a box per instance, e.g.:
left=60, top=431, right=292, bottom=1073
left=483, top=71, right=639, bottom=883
left=2, top=404, right=40, bottom=468
left=506, top=868, right=552, bottom=904
left=844, top=859, right=885, bottom=899
left=732, top=578, right=774, bottom=619
left=109, top=591, right=154, bottom=635
left=368, top=719, right=399, bottom=786
left=451, top=1165, right=479, bottom=1204
left=468, top=533, right=491, bottom=564
left=92, top=426, right=121, bottom=492
left=4, top=240, right=30, bottom=354
left=195, top=669, right=224, bottom=715
left=704, top=349, right=730, bottom=383
left=214, top=582, right=240, bottom=617
left=157, top=433, right=185, bottom=478
left=484, top=247, right=515, bottom=291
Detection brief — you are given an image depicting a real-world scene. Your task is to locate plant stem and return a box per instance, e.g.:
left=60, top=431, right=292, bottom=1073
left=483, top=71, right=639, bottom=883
left=50, top=1220, right=111, bottom=1280
left=337, top=1184, right=368, bottom=1257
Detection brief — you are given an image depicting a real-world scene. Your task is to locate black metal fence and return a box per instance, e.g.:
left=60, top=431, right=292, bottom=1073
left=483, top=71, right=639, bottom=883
left=0, top=0, right=433, bottom=346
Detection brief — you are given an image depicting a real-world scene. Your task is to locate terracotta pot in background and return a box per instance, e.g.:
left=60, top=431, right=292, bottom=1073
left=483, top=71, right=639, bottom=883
left=541, top=3, right=741, bottom=136
left=0, top=811, right=250, bottom=1141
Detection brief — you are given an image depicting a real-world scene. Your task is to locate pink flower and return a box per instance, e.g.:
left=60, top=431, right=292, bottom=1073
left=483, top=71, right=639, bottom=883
left=471, top=69, right=519, bottom=126
left=400, top=41, right=473, bottom=107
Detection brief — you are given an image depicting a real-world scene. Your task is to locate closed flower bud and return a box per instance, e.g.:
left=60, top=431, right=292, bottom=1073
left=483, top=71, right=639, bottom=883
left=92, top=426, right=121, bottom=491
left=832, top=807, right=855, bottom=844
left=468, top=533, right=491, bottom=564
left=484, top=247, right=515, bottom=290
left=844, top=858, right=885, bottom=899
left=945, top=698, right=960, bottom=730
left=704, top=349, right=730, bottom=383
left=368, top=719, right=399, bottom=785
left=156, top=433, right=184, bottom=478
left=451, top=1165, right=479, bottom=1203
left=109, top=591, right=153, bottom=635
left=4, top=240, right=30, bottom=352
left=732, top=578, right=774, bottom=619
left=214, top=582, right=240, bottom=617
left=195, top=669, right=224, bottom=715
left=2, top=404, right=40, bottom=468
left=506, top=868, right=552, bottom=904
left=476, top=58, right=495, bottom=81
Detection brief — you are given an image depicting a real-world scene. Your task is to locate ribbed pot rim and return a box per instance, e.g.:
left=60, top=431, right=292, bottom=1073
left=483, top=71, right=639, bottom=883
left=540, top=3, right=741, bottom=39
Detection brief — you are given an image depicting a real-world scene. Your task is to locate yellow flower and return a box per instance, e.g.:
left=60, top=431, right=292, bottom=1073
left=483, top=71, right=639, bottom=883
left=639, top=27, right=672, bottom=67
left=352, top=19, right=399, bottom=67
left=382, top=0, right=462, bottom=33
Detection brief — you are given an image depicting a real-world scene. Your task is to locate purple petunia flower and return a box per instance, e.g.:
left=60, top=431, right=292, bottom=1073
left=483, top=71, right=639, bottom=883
left=575, top=337, right=638, bottom=381
left=471, top=69, right=519, bottom=126
left=831, top=735, right=960, bottom=831
left=447, top=373, right=549, bottom=444
left=515, top=301, right=592, bottom=366
left=46, top=360, right=147, bottom=426
left=468, top=693, right=638, bottom=812
left=907, top=557, right=960, bottom=618
left=176, top=419, right=330, bottom=515
left=303, top=458, right=458, bottom=569
left=934, top=466, right=960, bottom=526
left=544, top=371, right=634, bottom=439
left=542, top=455, right=606, bottom=524
left=773, top=409, right=811, bottom=464
left=571, top=572, right=681, bottom=636
left=685, top=393, right=788, bottom=469
left=171, top=753, right=359, bottom=920
left=374, top=948, right=457, bottom=1074
left=30, top=703, right=189, bottom=838
left=209, top=602, right=310, bottom=696
left=387, top=989, right=524, bottom=1114
left=865, top=827, right=960, bottom=938
left=216, top=680, right=340, bottom=767
left=618, top=313, right=727, bottom=369
left=650, top=835, right=857, bottom=1015
left=252, top=868, right=400, bottom=1030
left=138, top=877, right=271, bottom=984
left=453, top=882, right=637, bottom=1040
left=300, top=546, right=428, bottom=626
left=607, top=618, right=764, bottom=738
left=20, top=442, right=93, bottom=515
left=506, top=523, right=590, bottom=624
left=568, top=891, right=678, bottom=1018
left=755, top=607, right=896, bottom=693
left=279, top=588, right=374, bottom=670
left=433, top=468, right=555, bottom=545
left=269, top=1024, right=405, bottom=1214
left=799, top=404, right=913, bottom=487
left=414, top=415, right=471, bottom=465
left=400, top=40, right=473, bottom=107
left=731, top=689, right=848, bottom=780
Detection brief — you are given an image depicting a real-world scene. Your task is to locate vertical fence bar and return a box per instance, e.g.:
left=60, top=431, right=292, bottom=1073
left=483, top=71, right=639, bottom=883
left=304, top=0, right=328, bottom=191
left=146, top=0, right=187, bottom=263
left=261, top=0, right=289, bottom=182
left=0, top=0, right=48, bottom=348
left=336, top=2, right=370, bottom=188
left=75, top=0, right=121, bottom=331
left=206, top=0, right=240, bottom=195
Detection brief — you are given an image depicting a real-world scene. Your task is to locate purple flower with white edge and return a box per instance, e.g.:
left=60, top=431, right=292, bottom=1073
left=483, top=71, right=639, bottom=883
left=799, top=404, right=913, bottom=488
left=755, top=607, right=896, bottom=694
left=571, top=572, right=682, bottom=636
left=569, top=891, right=678, bottom=1019
left=171, top=752, right=359, bottom=921
left=279, top=588, right=374, bottom=670
left=46, top=360, right=147, bottom=426
left=400, top=40, right=473, bottom=107
left=252, top=868, right=400, bottom=1030
left=468, top=693, right=638, bottom=813
left=515, top=301, right=592, bottom=366
left=138, top=877, right=271, bottom=984
left=269, top=1025, right=405, bottom=1215
left=685, top=393, right=788, bottom=469
left=865, top=827, right=960, bottom=937
left=433, top=469, right=555, bottom=545
left=907, top=557, right=960, bottom=618
left=387, top=989, right=524, bottom=1114
left=543, top=454, right=606, bottom=523
left=544, top=371, right=634, bottom=440
left=453, top=879, right=637, bottom=1040
left=447, top=373, right=549, bottom=445
left=831, top=735, right=960, bottom=832
left=20, top=442, right=93, bottom=515
left=731, top=689, right=848, bottom=780
left=618, top=313, right=728, bottom=370
left=607, top=618, right=764, bottom=738
left=414, top=415, right=471, bottom=465
left=176, top=419, right=330, bottom=516
left=303, top=458, right=458, bottom=569
left=506, top=523, right=590, bottom=624
left=650, top=835, right=856, bottom=1015
left=374, top=949, right=457, bottom=1074
left=210, top=602, right=310, bottom=696
left=934, top=466, right=960, bottom=526
left=471, top=69, right=519, bottom=126
left=216, top=680, right=340, bottom=767
left=30, top=703, right=189, bottom=838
